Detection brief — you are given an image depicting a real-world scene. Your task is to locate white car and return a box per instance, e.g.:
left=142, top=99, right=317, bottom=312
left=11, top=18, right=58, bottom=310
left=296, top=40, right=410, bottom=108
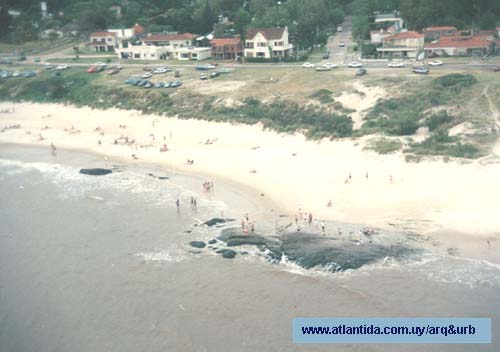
left=339, top=42, right=345, bottom=47
left=204, top=64, right=216, bottom=69
left=337, top=26, right=342, bottom=32
left=323, top=62, right=338, bottom=69
left=56, top=64, right=70, bottom=70
left=302, top=62, right=315, bottom=68
left=387, top=62, right=405, bottom=68
left=93, top=62, right=107, bottom=67
left=141, top=72, right=153, bottom=78
left=153, top=67, right=169, bottom=74
left=12, top=71, right=21, bottom=77
left=347, top=61, right=363, bottom=68
left=428, top=60, right=443, bottom=66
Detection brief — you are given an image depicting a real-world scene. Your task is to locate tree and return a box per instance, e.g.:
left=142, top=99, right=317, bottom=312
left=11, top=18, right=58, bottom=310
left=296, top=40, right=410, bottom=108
left=234, top=7, right=251, bottom=38
left=48, top=31, right=59, bottom=44
left=193, top=0, right=217, bottom=34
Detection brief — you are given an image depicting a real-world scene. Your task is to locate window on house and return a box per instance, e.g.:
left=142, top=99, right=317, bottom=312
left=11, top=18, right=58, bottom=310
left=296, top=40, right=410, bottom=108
left=134, top=53, right=140, bottom=58
left=257, top=52, right=265, bottom=57
left=258, top=42, right=266, bottom=47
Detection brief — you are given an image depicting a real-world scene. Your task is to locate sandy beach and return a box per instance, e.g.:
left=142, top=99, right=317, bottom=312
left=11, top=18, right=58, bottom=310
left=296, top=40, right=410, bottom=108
left=1, top=101, right=500, bottom=238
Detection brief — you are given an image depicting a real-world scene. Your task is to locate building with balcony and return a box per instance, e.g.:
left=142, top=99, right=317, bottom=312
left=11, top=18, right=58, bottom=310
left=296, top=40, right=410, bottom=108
left=210, top=37, right=242, bottom=60
left=376, top=31, right=424, bottom=59
left=142, top=33, right=198, bottom=48
left=89, top=32, right=118, bottom=52
left=244, top=27, right=293, bottom=59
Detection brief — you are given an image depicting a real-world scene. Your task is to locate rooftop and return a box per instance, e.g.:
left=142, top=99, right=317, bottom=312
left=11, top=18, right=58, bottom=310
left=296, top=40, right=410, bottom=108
left=143, top=33, right=198, bottom=42
left=210, top=38, right=241, bottom=46
left=384, top=31, right=424, bottom=41
left=425, top=36, right=490, bottom=49
left=423, top=26, right=457, bottom=32
left=90, top=31, right=117, bottom=37
left=246, top=27, right=286, bottom=40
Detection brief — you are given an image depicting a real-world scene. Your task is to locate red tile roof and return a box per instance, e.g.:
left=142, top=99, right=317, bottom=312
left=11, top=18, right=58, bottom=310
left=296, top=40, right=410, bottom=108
left=383, top=31, right=424, bottom=41
left=134, top=23, right=144, bottom=34
left=143, top=33, right=198, bottom=42
left=423, top=26, right=457, bottom=32
left=425, top=36, right=490, bottom=49
left=246, top=28, right=285, bottom=40
left=210, top=38, right=241, bottom=46
left=90, top=31, right=117, bottom=37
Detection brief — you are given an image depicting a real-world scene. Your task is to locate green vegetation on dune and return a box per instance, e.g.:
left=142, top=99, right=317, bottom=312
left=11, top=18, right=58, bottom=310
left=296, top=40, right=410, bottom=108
left=0, top=70, right=494, bottom=159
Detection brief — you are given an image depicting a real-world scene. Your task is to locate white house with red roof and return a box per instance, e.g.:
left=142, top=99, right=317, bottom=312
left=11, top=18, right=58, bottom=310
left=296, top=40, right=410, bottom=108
left=244, top=27, right=293, bottom=58
left=376, top=31, right=424, bottom=58
left=425, top=35, right=495, bottom=57
left=89, top=32, right=118, bottom=52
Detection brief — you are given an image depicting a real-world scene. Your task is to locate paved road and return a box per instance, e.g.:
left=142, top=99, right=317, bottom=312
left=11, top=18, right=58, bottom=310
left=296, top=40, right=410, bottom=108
left=326, top=15, right=357, bottom=65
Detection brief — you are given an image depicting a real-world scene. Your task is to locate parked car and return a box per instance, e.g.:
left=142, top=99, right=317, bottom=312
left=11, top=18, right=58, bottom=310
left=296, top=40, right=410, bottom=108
left=413, top=67, right=429, bottom=74
left=387, top=61, right=405, bottom=68
left=339, top=42, right=345, bottom=47
left=302, top=62, right=315, bottom=68
left=196, top=64, right=215, bottom=71
left=93, top=62, right=107, bottom=67
left=337, top=26, right=342, bottom=32
left=322, top=53, right=330, bottom=59
left=143, top=81, right=153, bottom=88
left=124, top=77, right=139, bottom=85
left=18, top=55, right=26, bottom=61
left=34, top=58, right=41, bottom=62
left=153, top=67, right=170, bottom=74
left=170, top=79, right=182, bottom=88
left=347, top=61, right=362, bottom=68
left=164, top=81, right=171, bottom=88
left=155, top=82, right=165, bottom=88
left=137, top=80, right=147, bottom=86
left=56, top=64, right=70, bottom=70
left=174, top=70, right=180, bottom=78
left=45, top=63, right=55, bottom=70
left=12, top=71, right=21, bottom=77
left=210, top=71, right=220, bottom=78
left=0, top=71, right=12, bottom=78
left=217, top=68, right=232, bottom=74
left=87, top=66, right=97, bottom=73
left=141, top=72, right=153, bottom=78
left=143, top=66, right=152, bottom=71
left=494, top=66, right=500, bottom=72
left=23, top=71, right=37, bottom=77
left=323, top=62, right=338, bottom=69
left=428, top=60, right=443, bottom=66
left=200, top=74, right=208, bottom=80
left=0, top=59, right=13, bottom=64
left=316, top=65, right=332, bottom=72
left=107, top=68, right=120, bottom=75
left=356, top=68, right=367, bottom=76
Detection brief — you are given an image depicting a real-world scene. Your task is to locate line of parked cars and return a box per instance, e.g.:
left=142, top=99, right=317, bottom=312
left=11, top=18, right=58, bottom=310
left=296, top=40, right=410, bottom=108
left=124, top=77, right=183, bottom=89
left=0, top=69, right=37, bottom=78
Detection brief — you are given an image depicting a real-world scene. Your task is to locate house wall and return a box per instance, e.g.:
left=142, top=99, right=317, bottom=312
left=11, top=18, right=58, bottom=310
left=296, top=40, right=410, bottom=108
left=244, top=28, right=292, bottom=58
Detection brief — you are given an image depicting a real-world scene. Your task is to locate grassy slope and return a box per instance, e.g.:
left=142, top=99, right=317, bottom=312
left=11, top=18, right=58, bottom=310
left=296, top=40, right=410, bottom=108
left=0, top=63, right=498, bottom=159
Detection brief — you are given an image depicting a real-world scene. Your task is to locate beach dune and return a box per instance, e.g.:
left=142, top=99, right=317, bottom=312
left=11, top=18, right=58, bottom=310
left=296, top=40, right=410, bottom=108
left=1, top=102, right=500, bottom=237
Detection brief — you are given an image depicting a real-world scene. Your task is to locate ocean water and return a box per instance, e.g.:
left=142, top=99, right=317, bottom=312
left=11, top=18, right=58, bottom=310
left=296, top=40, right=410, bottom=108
left=0, top=145, right=499, bottom=352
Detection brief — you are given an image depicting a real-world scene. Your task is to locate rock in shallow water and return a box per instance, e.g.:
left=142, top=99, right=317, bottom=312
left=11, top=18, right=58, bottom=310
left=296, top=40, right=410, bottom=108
left=208, top=239, right=217, bottom=245
left=79, top=168, right=112, bottom=176
left=222, top=249, right=237, bottom=259
left=203, top=218, right=234, bottom=227
left=189, top=241, right=206, bottom=249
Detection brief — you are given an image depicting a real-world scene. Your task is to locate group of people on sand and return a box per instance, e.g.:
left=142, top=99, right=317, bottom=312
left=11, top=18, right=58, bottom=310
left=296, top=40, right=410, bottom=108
left=64, top=125, right=81, bottom=134
left=241, top=213, right=255, bottom=233
left=203, top=181, right=214, bottom=192
left=1, top=124, right=21, bottom=133
left=204, top=138, right=217, bottom=145
left=294, top=210, right=319, bottom=232
left=344, top=171, right=393, bottom=184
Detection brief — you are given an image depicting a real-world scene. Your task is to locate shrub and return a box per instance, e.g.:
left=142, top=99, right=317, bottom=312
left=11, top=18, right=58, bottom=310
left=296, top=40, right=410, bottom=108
left=425, top=111, right=454, bottom=132
left=364, top=138, right=402, bottom=154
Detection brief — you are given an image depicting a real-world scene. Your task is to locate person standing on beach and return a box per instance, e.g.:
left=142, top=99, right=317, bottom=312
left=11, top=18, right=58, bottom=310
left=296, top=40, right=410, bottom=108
left=50, top=143, right=56, bottom=156
left=176, top=199, right=180, bottom=209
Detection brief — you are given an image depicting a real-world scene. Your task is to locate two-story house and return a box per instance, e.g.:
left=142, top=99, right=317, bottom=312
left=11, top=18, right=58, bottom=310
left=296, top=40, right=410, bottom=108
left=210, top=37, right=242, bottom=60
left=142, top=33, right=198, bottom=48
left=376, top=31, right=424, bottom=59
left=89, top=32, right=118, bottom=52
left=244, top=27, right=293, bottom=59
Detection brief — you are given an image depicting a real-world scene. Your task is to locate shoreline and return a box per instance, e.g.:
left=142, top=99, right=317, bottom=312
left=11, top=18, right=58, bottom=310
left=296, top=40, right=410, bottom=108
left=1, top=101, right=500, bottom=239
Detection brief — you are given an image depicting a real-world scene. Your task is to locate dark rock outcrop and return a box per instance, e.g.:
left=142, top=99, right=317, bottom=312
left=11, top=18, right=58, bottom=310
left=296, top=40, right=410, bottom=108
left=189, top=241, right=206, bottom=249
left=79, top=168, right=112, bottom=176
